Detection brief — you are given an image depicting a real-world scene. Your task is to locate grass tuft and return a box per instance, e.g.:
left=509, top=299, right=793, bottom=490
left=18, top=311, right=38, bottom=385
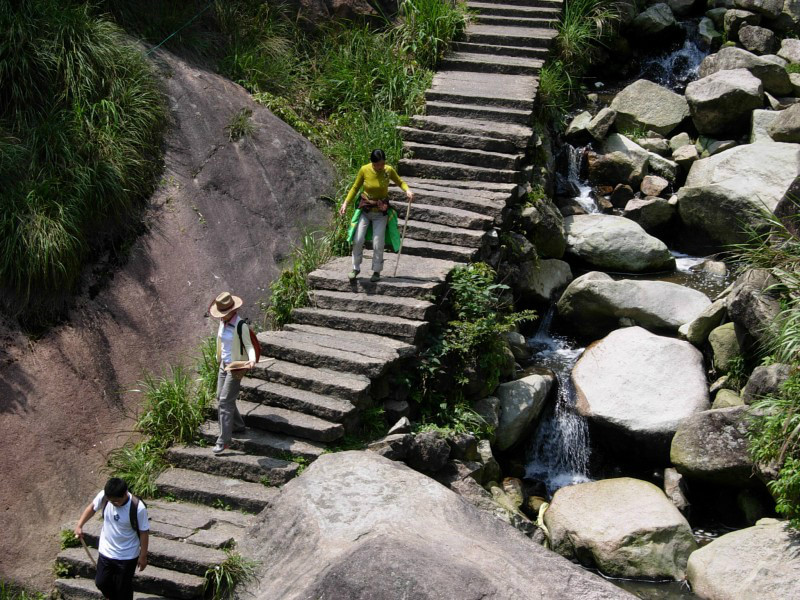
left=204, top=550, right=259, bottom=600
left=226, top=108, right=255, bottom=141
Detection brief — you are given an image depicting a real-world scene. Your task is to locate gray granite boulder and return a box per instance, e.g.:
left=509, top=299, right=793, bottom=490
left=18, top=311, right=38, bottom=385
left=699, top=16, right=723, bottom=46
left=544, top=478, right=697, bottom=580
left=670, top=406, right=755, bottom=486
left=564, top=214, right=675, bottom=272
left=734, top=0, right=783, bottom=17
left=566, top=111, right=593, bottom=143
left=677, top=143, right=800, bottom=247
left=587, top=107, right=617, bottom=141
left=573, top=327, right=710, bottom=452
left=239, top=451, right=634, bottom=600
left=648, top=151, right=680, bottom=182
left=778, top=38, right=800, bottom=63
left=768, top=104, right=800, bottom=142
left=685, top=69, right=764, bottom=136
left=738, top=24, right=776, bottom=54
left=699, top=46, right=792, bottom=95
left=741, top=363, right=792, bottom=403
left=724, top=8, right=762, bottom=40
left=751, top=108, right=779, bottom=142
left=610, top=79, right=690, bottom=136
left=495, top=372, right=556, bottom=451
left=521, top=198, right=566, bottom=259
left=516, top=259, right=573, bottom=303
left=406, top=431, right=450, bottom=472
left=770, top=0, right=800, bottom=31
left=708, top=322, right=743, bottom=373
left=713, top=388, right=745, bottom=408
left=624, top=197, right=675, bottom=231
left=588, top=134, right=650, bottom=187
left=557, top=272, right=710, bottom=338
left=632, top=3, right=679, bottom=37
left=678, top=298, right=727, bottom=345
left=687, top=520, right=800, bottom=600
left=727, top=268, right=782, bottom=343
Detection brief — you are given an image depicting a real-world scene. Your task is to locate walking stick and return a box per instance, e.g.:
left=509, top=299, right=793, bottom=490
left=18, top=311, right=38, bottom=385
left=393, top=196, right=413, bottom=277
left=80, top=536, right=97, bottom=568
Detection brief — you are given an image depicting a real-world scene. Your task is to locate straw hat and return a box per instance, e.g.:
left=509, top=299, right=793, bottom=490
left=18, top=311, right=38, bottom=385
left=209, top=292, right=243, bottom=318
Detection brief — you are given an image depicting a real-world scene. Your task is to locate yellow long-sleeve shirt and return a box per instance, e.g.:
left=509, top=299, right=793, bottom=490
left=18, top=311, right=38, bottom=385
left=344, top=163, right=409, bottom=205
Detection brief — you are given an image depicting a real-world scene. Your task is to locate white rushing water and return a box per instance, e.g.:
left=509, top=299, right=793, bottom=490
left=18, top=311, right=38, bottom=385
left=638, top=22, right=708, bottom=91
left=524, top=307, right=592, bottom=496
left=565, top=144, right=599, bottom=214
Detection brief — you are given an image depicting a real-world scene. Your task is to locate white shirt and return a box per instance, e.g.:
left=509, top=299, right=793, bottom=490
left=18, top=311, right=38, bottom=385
left=219, top=315, right=239, bottom=365
left=92, top=491, right=150, bottom=560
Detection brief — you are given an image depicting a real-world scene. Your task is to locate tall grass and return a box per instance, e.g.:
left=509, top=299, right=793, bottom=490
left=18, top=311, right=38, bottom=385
left=0, top=0, right=166, bottom=322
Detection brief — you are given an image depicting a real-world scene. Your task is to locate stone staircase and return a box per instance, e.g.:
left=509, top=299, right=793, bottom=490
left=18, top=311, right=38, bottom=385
left=54, top=1, right=560, bottom=597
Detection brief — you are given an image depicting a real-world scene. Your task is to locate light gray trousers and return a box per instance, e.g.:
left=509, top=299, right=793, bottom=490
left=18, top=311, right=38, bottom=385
left=216, top=364, right=246, bottom=445
left=352, top=210, right=388, bottom=273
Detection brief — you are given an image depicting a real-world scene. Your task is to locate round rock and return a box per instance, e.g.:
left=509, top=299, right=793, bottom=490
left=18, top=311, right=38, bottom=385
left=610, top=79, right=690, bottom=136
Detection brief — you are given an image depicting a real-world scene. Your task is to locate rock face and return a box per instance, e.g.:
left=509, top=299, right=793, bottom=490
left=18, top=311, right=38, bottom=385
left=768, top=104, right=800, bottom=143
left=742, top=363, right=792, bottom=403
left=544, top=478, right=697, bottom=580
left=670, top=406, right=755, bottom=486
left=699, top=46, right=792, bottom=95
left=239, top=452, right=633, bottom=600
left=515, top=259, right=573, bottom=303
left=623, top=197, right=675, bottom=231
left=610, top=79, right=690, bottom=135
left=678, top=298, right=727, bottom=345
left=564, top=215, right=675, bottom=273
left=495, top=373, right=556, bottom=451
left=738, top=24, right=776, bottom=54
left=677, top=142, right=800, bottom=248
left=589, top=134, right=650, bottom=187
left=574, top=327, right=709, bottom=453
left=557, top=273, right=710, bottom=339
left=521, top=198, right=566, bottom=259
left=708, top=322, right=742, bottom=373
left=685, top=69, right=764, bottom=136
left=734, top=0, right=783, bottom=18
left=687, top=520, right=800, bottom=600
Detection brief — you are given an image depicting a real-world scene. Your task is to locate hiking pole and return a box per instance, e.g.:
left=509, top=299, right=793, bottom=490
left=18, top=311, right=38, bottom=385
left=393, top=195, right=413, bottom=277
left=80, top=536, right=97, bottom=568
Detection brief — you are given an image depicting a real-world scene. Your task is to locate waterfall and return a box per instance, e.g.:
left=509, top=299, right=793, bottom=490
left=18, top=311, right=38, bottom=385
left=557, top=144, right=599, bottom=214
left=524, top=306, right=592, bottom=496
left=638, top=21, right=709, bottom=92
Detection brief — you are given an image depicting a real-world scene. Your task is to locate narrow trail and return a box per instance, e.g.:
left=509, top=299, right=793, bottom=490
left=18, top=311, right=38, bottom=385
left=55, top=1, right=562, bottom=596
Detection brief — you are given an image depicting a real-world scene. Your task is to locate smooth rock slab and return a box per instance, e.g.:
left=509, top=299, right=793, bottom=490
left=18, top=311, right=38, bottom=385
left=610, top=79, right=690, bottom=136
left=685, top=69, right=764, bottom=136
left=544, top=478, right=696, bottom=580
left=573, top=327, right=709, bottom=453
left=238, top=451, right=634, bottom=600
left=564, top=214, right=675, bottom=273
left=687, top=520, right=800, bottom=600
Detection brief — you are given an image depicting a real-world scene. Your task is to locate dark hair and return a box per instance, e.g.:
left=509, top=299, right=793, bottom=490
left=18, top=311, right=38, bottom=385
left=104, top=477, right=128, bottom=499
left=370, top=149, right=386, bottom=163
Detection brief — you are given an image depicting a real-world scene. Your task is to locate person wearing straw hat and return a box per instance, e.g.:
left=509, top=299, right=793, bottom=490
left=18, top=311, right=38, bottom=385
left=339, top=149, right=413, bottom=282
left=209, top=292, right=256, bottom=455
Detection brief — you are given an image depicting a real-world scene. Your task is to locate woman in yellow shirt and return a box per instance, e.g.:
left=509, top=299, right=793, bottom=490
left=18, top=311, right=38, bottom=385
left=339, top=149, right=414, bottom=281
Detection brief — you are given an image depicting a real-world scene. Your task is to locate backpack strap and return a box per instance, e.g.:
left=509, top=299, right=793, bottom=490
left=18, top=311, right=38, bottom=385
left=130, top=495, right=140, bottom=538
left=237, top=320, right=246, bottom=357
left=100, top=495, right=108, bottom=517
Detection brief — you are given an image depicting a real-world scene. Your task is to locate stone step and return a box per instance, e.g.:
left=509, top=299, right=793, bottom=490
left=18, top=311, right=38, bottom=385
left=474, top=14, right=555, bottom=27
left=431, top=70, right=539, bottom=104
left=402, top=176, right=521, bottom=195
left=425, top=89, right=533, bottom=111
left=399, top=158, right=524, bottom=184
left=473, top=0, right=562, bottom=7
left=55, top=578, right=166, bottom=600
left=466, top=24, right=558, bottom=48
left=452, top=41, right=549, bottom=60
left=258, top=330, right=394, bottom=378
left=410, top=115, right=532, bottom=149
left=389, top=187, right=505, bottom=219
left=166, top=444, right=299, bottom=485
left=398, top=125, right=518, bottom=154
left=212, top=399, right=344, bottom=442
left=440, top=52, right=545, bottom=76
left=308, top=268, right=444, bottom=300
left=401, top=237, right=479, bottom=262
left=80, top=519, right=227, bottom=577
left=240, top=376, right=357, bottom=421
left=408, top=200, right=496, bottom=229
left=249, top=358, right=371, bottom=404
left=405, top=219, right=487, bottom=248
left=146, top=499, right=253, bottom=549
left=156, top=467, right=278, bottom=513
left=404, top=141, right=522, bottom=171
left=467, top=2, right=561, bottom=18
left=291, top=307, right=429, bottom=345
left=309, top=288, right=436, bottom=320
left=425, top=100, right=532, bottom=126
left=282, top=323, right=419, bottom=358
left=56, top=548, right=205, bottom=600
left=200, top=421, right=326, bottom=461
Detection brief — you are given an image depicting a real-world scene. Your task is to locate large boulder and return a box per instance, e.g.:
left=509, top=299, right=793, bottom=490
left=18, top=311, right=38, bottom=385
left=768, top=104, right=800, bottom=143
left=685, top=69, right=764, bottom=136
left=724, top=8, right=762, bottom=40
left=239, top=451, right=634, bottom=600
left=778, top=38, right=800, bottom=63
left=699, top=46, right=793, bottom=96
left=495, top=372, right=556, bottom=451
left=741, top=363, right=792, bottom=403
left=708, top=322, right=743, bottom=373
left=564, top=215, right=675, bottom=273
left=687, top=520, right=800, bottom=599
left=573, top=327, right=710, bottom=453
left=588, top=134, right=650, bottom=187
left=631, top=3, right=680, bottom=38
left=770, top=0, right=800, bottom=31
left=557, top=272, right=711, bottom=339
left=515, top=258, right=573, bottom=303
left=609, top=79, right=690, bottom=136
left=670, top=406, right=756, bottom=486
left=623, top=196, right=675, bottom=231
left=734, top=0, right=783, bottom=18
left=677, top=143, right=800, bottom=248
left=678, top=298, right=727, bottom=345
left=738, top=24, right=777, bottom=54
left=544, top=478, right=697, bottom=580
left=520, top=198, right=566, bottom=259
left=726, top=268, right=782, bottom=343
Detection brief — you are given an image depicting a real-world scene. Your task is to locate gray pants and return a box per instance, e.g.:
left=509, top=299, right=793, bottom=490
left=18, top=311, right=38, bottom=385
left=352, top=210, right=388, bottom=273
left=216, top=364, right=246, bottom=445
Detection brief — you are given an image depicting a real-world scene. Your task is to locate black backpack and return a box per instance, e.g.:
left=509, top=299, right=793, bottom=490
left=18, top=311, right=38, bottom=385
left=99, top=494, right=145, bottom=538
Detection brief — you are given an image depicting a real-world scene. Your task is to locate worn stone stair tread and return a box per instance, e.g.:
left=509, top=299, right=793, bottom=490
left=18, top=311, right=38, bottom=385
left=80, top=520, right=226, bottom=576
left=240, top=376, right=357, bottom=421
left=404, top=141, right=523, bottom=172
left=477, top=0, right=562, bottom=5
left=443, top=52, right=545, bottom=69
left=147, top=498, right=255, bottom=530
left=474, top=15, right=555, bottom=27
left=265, top=328, right=401, bottom=362
left=401, top=237, right=479, bottom=261
left=308, top=288, right=436, bottom=320
left=432, top=70, right=539, bottom=99
left=392, top=182, right=509, bottom=203
left=166, top=444, right=299, bottom=485
left=467, top=1, right=561, bottom=16
left=398, top=126, right=519, bottom=154
left=291, top=307, right=428, bottom=344
left=399, top=158, right=524, bottom=184
left=405, top=219, right=487, bottom=248
left=407, top=199, right=496, bottom=229
left=426, top=100, right=531, bottom=120
left=219, top=399, right=344, bottom=442
left=452, top=41, right=549, bottom=59
left=308, top=267, right=443, bottom=299
left=57, top=547, right=205, bottom=600
left=410, top=115, right=532, bottom=147
left=249, top=358, right=371, bottom=402
left=156, top=467, right=278, bottom=513
left=56, top=578, right=167, bottom=600
left=466, top=24, right=557, bottom=48
left=401, top=176, right=519, bottom=194
left=389, top=188, right=505, bottom=218
left=282, top=323, right=419, bottom=358
left=258, top=331, right=392, bottom=377
left=200, top=421, right=326, bottom=460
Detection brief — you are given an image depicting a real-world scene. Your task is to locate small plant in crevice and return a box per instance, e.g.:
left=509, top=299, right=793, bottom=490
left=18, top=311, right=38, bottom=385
left=212, top=499, right=234, bottom=511
left=204, top=550, right=259, bottom=600
left=226, top=108, right=255, bottom=141
left=60, top=529, right=80, bottom=550
left=327, top=405, right=390, bottom=452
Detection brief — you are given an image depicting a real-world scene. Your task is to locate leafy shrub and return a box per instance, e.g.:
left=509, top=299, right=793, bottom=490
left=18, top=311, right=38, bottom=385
left=60, top=529, right=80, bottom=550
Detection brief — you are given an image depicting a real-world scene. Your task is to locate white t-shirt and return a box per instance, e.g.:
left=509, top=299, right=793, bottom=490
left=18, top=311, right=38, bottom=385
left=92, top=491, right=150, bottom=560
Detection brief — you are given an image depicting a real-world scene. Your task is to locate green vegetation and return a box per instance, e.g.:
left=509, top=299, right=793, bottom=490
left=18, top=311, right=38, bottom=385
left=0, top=583, right=45, bottom=600
left=787, top=63, right=800, bottom=75
left=0, top=0, right=166, bottom=323
left=328, top=405, right=390, bottom=452
left=205, top=550, right=259, bottom=600
left=107, top=338, right=216, bottom=497
left=60, top=529, right=80, bottom=550
left=226, top=108, right=255, bottom=141
left=414, top=263, right=534, bottom=434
